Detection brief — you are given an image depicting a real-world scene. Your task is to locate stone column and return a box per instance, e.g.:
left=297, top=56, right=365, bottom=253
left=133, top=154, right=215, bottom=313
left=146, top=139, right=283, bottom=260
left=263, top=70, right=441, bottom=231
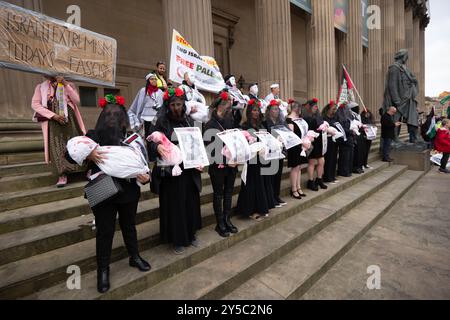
left=394, top=0, right=406, bottom=51
left=342, top=0, right=364, bottom=103
left=307, top=0, right=336, bottom=105
left=404, top=5, right=414, bottom=71
left=381, top=0, right=396, bottom=76
left=0, top=0, right=44, bottom=124
left=163, top=0, right=214, bottom=57
left=364, top=0, right=383, bottom=118
left=419, top=27, right=425, bottom=111
left=255, top=0, right=294, bottom=100
left=412, top=18, right=421, bottom=84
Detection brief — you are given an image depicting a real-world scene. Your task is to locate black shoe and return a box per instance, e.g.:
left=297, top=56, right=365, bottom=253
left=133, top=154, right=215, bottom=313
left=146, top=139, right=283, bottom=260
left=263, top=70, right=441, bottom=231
left=316, top=178, right=328, bottom=190
left=97, top=267, right=110, bottom=294
left=297, top=190, right=307, bottom=197
left=290, top=190, right=302, bottom=199
left=215, top=224, right=230, bottom=238
left=276, top=198, right=287, bottom=206
left=307, top=180, right=319, bottom=192
left=129, top=255, right=151, bottom=272
left=224, top=214, right=238, bottom=234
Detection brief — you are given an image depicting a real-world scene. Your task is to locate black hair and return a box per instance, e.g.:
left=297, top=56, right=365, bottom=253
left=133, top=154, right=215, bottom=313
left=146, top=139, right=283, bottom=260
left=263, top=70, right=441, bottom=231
left=156, top=61, right=166, bottom=67
left=95, top=104, right=130, bottom=146
left=241, top=103, right=264, bottom=129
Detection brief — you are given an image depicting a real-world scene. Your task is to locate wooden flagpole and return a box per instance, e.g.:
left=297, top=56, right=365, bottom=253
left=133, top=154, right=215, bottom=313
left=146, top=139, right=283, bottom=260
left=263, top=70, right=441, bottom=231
left=342, top=64, right=368, bottom=113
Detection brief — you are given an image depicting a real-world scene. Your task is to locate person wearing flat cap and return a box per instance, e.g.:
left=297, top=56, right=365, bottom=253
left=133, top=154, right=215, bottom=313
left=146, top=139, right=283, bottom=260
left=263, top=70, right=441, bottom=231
left=128, top=72, right=164, bottom=139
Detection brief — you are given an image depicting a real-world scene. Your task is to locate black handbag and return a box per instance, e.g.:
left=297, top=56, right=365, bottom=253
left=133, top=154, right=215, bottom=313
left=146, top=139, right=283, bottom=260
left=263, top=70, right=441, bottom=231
left=84, top=174, right=123, bottom=208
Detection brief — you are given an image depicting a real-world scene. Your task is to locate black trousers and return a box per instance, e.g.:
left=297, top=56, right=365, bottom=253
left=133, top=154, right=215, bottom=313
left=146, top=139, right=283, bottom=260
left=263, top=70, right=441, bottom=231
left=441, top=153, right=450, bottom=169
left=338, top=141, right=354, bottom=177
left=362, top=139, right=373, bottom=167
left=209, top=166, right=237, bottom=217
left=324, top=138, right=338, bottom=182
left=92, top=200, right=139, bottom=269
left=272, top=159, right=284, bottom=200
left=353, top=135, right=365, bottom=170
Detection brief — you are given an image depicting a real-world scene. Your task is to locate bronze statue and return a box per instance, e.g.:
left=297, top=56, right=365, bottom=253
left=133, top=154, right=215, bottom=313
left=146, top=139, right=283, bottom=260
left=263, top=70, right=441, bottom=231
left=382, top=49, right=419, bottom=142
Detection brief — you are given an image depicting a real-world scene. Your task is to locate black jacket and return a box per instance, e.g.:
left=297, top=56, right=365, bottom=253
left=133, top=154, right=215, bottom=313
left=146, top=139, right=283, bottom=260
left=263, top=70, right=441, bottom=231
left=148, top=113, right=202, bottom=195
left=381, top=113, right=396, bottom=139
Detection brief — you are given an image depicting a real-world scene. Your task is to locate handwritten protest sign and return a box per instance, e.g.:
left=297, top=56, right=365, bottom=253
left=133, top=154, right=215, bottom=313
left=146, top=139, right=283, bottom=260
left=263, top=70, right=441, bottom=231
left=0, top=2, right=117, bottom=87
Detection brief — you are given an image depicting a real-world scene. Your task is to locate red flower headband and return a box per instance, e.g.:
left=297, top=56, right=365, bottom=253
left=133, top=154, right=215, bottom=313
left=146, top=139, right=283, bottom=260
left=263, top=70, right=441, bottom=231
left=288, top=99, right=295, bottom=105
left=248, top=99, right=262, bottom=108
left=312, top=98, right=319, bottom=103
left=163, top=87, right=185, bottom=101
left=329, top=100, right=335, bottom=107
left=99, top=94, right=125, bottom=109
left=269, top=99, right=280, bottom=107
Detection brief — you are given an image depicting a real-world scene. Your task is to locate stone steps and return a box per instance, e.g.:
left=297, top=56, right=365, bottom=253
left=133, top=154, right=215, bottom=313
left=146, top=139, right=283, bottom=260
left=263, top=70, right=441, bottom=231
left=128, top=166, right=411, bottom=300
left=223, top=170, right=424, bottom=300
left=17, top=161, right=390, bottom=300
left=0, top=162, right=48, bottom=178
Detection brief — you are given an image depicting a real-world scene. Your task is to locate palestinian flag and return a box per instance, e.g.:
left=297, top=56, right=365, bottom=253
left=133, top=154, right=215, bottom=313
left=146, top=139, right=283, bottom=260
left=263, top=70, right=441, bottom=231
left=421, top=106, right=436, bottom=142
left=337, top=65, right=356, bottom=108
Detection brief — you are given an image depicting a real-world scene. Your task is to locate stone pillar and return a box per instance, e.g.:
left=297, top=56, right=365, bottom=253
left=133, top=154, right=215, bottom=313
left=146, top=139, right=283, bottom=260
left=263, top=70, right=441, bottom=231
left=0, top=0, right=44, bottom=125
left=255, top=0, right=294, bottom=100
left=342, top=0, right=363, bottom=103
left=163, top=0, right=214, bottom=57
left=381, top=0, right=396, bottom=76
left=412, top=18, right=421, bottom=84
left=394, top=0, right=406, bottom=51
left=307, top=0, right=336, bottom=105
left=364, top=0, right=383, bottom=118
left=404, top=5, right=414, bottom=71
left=419, top=27, right=425, bottom=111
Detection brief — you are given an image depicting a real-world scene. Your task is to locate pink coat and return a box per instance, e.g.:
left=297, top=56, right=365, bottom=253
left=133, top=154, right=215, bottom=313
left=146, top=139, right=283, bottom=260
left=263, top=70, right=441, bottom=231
left=31, top=80, right=86, bottom=164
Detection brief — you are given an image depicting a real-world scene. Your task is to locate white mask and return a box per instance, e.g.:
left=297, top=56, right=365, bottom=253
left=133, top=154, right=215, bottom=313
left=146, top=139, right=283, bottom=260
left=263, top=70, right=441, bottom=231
left=229, top=77, right=236, bottom=87
left=249, top=85, right=259, bottom=96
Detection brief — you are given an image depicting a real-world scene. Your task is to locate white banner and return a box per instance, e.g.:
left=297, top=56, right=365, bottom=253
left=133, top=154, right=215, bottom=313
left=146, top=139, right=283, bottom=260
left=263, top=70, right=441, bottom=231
left=169, top=30, right=225, bottom=93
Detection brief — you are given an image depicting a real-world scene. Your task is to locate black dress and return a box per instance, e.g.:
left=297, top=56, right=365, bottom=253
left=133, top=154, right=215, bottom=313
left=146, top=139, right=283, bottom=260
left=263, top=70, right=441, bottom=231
left=304, top=114, right=325, bottom=159
left=323, top=115, right=339, bottom=182
left=148, top=114, right=202, bottom=247
left=236, top=123, right=270, bottom=217
left=285, top=117, right=308, bottom=168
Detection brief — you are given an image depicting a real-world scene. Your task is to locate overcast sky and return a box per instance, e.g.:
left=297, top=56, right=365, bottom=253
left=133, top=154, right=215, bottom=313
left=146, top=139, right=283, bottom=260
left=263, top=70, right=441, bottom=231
left=426, top=0, right=450, bottom=97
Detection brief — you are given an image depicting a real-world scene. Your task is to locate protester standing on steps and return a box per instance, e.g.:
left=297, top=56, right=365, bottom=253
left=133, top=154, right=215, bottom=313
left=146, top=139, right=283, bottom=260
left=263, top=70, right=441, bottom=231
left=322, top=101, right=339, bottom=184
left=302, top=99, right=328, bottom=192
left=361, top=109, right=375, bottom=170
left=349, top=102, right=365, bottom=175
left=336, top=102, right=355, bottom=178
left=31, top=76, right=86, bottom=188
left=155, top=61, right=168, bottom=92
left=66, top=95, right=151, bottom=294
left=204, top=90, right=239, bottom=238
left=237, top=100, right=270, bottom=222
left=128, top=72, right=164, bottom=139
left=434, top=119, right=450, bottom=174
left=381, top=107, right=402, bottom=162
left=263, top=100, right=288, bottom=208
left=148, top=88, right=203, bottom=255
left=285, top=100, right=308, bottom=200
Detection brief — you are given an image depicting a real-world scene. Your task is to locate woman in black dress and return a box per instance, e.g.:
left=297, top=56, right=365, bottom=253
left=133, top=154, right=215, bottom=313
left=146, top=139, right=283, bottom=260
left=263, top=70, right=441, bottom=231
left=68, top=96, right=151, bottom=294
left=285, top=100, right=308, bottom=199
left=148, top=88, right=203, bottom=255
left=237, top=100, right=270, bottom=221
left=302, top=99, right=328, bottom=192
left=204, top=90, right=239, bottom=238
left=336, top=103, right=355, bottom=177
left=322, top=101, right=339, bottom=184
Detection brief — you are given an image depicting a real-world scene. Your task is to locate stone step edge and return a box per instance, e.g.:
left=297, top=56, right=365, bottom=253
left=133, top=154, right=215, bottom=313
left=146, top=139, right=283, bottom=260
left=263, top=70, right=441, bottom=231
left=12, top=162, right=389, bottom=300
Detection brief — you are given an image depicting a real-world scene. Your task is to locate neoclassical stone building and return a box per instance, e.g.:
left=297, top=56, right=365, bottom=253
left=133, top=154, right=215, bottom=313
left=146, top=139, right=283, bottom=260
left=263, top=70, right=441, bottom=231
left=0, top=0, right=430, bottom=160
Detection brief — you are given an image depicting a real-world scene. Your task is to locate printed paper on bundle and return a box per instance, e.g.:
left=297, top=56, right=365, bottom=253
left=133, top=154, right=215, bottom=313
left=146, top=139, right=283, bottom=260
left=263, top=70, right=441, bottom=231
left=254, top=131, right=284, bottom=161
left=272, top=125, right=302, bottom=150
left=174, top=127, right=210, bottom=169
left=217, top=129, right=252, bottom=164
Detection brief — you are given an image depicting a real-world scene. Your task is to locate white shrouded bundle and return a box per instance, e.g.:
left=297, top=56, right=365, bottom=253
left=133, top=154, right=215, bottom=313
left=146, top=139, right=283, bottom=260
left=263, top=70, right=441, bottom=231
left=185, top=100, right=210, bottom=123
left=67, top=136, right=150, bottom=179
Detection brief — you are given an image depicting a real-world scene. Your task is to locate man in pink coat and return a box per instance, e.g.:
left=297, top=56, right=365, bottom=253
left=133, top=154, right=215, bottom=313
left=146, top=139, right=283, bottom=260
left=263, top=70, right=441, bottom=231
left=31, top=76, right=86, bottom=187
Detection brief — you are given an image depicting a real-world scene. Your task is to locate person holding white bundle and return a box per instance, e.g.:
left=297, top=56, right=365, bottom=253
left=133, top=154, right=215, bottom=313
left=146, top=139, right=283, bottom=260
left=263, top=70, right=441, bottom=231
left=264, top=84, right=288, bottom=118
left=66, top=95, right=151, bottom=294
left=180, top=71, right=209, bottom=123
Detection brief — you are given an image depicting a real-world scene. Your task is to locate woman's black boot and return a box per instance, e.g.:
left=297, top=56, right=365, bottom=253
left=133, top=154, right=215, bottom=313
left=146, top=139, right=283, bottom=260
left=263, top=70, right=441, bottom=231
left=97, top=267, right=110, bottom=294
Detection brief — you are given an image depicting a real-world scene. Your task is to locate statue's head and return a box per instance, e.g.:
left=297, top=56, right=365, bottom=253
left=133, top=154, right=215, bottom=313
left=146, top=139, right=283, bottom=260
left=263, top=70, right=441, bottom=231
left=394, top=49, right=409, bottom=64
